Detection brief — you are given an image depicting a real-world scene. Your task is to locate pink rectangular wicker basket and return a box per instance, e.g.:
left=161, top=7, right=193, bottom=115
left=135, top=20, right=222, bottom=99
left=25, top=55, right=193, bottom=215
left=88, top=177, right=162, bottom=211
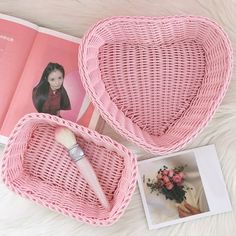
left=1, top=113, right=137, bottom=226
left=79, top=15, right=233, bottom=155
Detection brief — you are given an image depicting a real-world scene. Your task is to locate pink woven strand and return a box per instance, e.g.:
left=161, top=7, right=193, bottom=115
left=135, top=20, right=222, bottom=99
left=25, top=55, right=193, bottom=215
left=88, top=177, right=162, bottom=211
left=79, top=15, right=233, bottom=154
left=1, top=113, right=137, bottom=226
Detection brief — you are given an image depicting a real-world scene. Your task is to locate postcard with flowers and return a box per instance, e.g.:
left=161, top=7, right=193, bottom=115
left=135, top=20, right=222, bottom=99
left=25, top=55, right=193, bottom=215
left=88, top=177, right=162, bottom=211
left=137, top=144, right=232, bottom=230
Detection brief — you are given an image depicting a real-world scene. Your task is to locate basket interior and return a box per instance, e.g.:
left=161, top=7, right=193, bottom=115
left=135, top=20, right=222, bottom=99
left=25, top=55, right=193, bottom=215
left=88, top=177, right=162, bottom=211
left=5, top=121, right=131, bottom=220
left=83, top=17, right=231, bottom=150
left=99, top=40, right=205, bottom=137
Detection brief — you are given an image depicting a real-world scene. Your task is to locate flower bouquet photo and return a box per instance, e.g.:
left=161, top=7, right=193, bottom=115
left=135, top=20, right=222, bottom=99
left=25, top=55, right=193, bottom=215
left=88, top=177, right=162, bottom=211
left=146, top=165, right=190, bottom=204
left=137, top=145, right=231, bottom=230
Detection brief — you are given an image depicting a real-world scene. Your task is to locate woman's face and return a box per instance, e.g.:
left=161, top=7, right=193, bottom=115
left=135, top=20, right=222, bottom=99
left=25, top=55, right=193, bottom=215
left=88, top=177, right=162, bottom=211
left=47, top=69, right=64, bottom=91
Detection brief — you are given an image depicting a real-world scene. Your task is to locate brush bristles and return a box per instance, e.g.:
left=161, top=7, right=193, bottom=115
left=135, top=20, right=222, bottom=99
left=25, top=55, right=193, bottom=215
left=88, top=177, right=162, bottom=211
left=54, top=126, right=77, bottom=149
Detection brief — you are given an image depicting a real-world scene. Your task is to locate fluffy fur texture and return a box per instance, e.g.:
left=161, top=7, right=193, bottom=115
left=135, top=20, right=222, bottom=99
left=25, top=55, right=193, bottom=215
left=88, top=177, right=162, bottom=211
left=0, top=0, right=236, bottom=235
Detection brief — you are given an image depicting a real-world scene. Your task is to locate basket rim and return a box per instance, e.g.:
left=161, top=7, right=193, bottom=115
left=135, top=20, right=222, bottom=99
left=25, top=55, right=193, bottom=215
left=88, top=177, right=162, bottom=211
left=1, top=113, right=138, bottom=226
left=79, top=15, right=233, bottom=155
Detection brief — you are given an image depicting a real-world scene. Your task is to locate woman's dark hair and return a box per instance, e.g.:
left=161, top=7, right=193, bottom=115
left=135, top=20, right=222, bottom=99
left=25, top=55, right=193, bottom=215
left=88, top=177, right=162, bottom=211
left=32, top=62, right=71, bottom=112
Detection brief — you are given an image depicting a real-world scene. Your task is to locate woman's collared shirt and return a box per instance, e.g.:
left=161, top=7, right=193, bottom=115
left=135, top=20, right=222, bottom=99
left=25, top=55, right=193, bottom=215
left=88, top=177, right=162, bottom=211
left=42, top=88, right=61, bottom=115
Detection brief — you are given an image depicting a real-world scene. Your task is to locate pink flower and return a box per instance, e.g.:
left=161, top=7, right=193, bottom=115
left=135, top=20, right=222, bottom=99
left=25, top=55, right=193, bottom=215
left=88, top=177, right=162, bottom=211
left=168, top=169, right=174, bottom=177
left=163, top=170, right=169, bottom=175
left=162, top=175, right=170, bottom=183
left=172, top=174, right=183, bottom=183
left=165, top=182, right=174, bottom=190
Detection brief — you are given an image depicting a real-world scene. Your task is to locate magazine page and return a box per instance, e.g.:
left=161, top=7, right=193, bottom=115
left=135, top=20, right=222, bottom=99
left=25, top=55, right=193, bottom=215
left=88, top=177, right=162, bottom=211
left=0, top=27, right=103, bottom=141
left=0, top=14, right=38, bottom=129
left=137, top=145, right=232, bottom=230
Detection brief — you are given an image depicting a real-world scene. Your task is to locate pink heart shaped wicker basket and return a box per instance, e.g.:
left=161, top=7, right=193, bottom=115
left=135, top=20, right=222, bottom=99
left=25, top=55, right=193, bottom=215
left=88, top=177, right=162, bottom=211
left=79, top=16, right=233, bottom=154
left=1, top=113, right=137, bottom=226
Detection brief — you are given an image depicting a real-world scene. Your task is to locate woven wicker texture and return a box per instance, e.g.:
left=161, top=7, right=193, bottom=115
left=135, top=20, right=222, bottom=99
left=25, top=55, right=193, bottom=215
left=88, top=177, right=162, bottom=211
left=1, top=113, right=137, bottom=226
left=79, top=16, right=233, bottom=154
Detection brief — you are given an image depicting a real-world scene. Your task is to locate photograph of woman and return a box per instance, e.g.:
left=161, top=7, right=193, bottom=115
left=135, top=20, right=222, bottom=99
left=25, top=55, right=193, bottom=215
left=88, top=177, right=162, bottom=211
left=32, top=62, right=71, bottom=117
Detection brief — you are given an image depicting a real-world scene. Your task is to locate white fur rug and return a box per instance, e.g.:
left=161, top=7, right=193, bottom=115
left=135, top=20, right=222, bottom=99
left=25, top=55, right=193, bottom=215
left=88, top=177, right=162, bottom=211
left=0, top=1, right=236, bottom=235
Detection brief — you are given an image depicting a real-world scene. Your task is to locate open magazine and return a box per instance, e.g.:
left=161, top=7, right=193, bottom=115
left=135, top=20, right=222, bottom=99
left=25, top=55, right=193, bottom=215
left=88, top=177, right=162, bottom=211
left=137, top=144, right=232, bottom=230
left=0, top=13, right=104, bottom=144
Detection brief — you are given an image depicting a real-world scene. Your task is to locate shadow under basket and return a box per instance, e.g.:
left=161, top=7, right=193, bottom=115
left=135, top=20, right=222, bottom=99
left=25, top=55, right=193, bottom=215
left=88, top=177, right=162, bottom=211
left=79, top=15, right=233, bottom=154
left=1, top=113, right=137, bottom=226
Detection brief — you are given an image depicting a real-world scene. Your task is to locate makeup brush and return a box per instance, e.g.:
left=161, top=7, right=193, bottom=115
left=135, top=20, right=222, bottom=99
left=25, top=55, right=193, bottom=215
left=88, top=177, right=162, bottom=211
left=54, top=126, right=110, bottom=210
